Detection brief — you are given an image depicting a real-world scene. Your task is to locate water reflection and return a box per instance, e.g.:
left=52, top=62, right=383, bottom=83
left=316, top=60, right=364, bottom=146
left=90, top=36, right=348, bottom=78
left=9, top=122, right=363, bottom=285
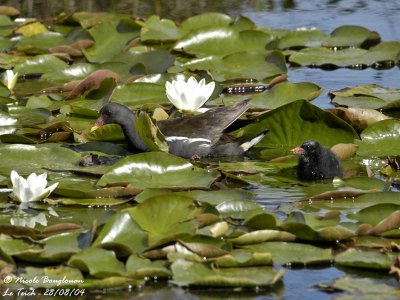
left=2, top=0, right=399, bottom=41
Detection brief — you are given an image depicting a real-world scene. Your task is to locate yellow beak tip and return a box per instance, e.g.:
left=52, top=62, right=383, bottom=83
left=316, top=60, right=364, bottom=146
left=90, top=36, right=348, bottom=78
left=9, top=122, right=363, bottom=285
left=90, top=125, right=100, bottom=133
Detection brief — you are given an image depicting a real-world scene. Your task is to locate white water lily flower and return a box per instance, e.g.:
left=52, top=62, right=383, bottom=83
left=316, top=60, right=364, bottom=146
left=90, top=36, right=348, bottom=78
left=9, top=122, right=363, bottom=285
left=165, top=76, right=215, bottom=112
left=2, top=69, right=18, bottom=91
left=10, top=170, right=59, bottom=203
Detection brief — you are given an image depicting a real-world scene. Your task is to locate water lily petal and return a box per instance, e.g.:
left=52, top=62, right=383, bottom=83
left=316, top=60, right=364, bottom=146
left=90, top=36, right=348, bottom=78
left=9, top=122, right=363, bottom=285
left=30, top=181, right=59, bottom=202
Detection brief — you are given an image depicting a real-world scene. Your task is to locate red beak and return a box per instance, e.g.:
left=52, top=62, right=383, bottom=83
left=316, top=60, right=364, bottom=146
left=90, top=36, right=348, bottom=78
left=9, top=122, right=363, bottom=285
left=292, top=146, right=304, bottom=155
left=90, top=115, right=105, bottom=132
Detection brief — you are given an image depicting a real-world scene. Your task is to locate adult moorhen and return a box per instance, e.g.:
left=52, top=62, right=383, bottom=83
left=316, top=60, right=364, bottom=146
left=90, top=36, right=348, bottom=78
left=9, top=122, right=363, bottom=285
left=292, top=140, right=343, bottom=180
left=91, top=100, right=267, bottom=158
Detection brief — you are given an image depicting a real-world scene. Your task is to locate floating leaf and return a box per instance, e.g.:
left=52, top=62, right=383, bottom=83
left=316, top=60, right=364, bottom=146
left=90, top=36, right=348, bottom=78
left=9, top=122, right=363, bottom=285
left=275, top=28, right=327, bottom=49
left=93, top=211, right=148, bottom=256
left=234, top=100, right=359, bottom=149
left=68, top=247, right=126, bottom=278
left=173, top=27, right=273, bottom=57
left=230, top=230, right=296, bottom=245
left=335, top=248, right=392, bottom=270
left=330, top=84, right=400, bottom=110
left=328, top=106, right=390, bottom=132
left=289, top=42, right=400, bottom=67
left=128, top=195, right=201, bottom=247
left=140, top=15, right=182, bottom=41
left=177, top=50, right=287, bottom=82
left=250, top=81, right=323, bottom=109
left=97, top=152, right=219, bottom=189
left=323, top=25, right=380, bottom=48
left=171, top=258, right=284, bottom=287
left=356, top=119, right=400, bottom=156
left=242, top=242, right=332, bottom=265
left=126, top=254, right=170, bottom=278
left=82, top=20, right=140, bottom=63
left=180, top=13, right=233, bottom=32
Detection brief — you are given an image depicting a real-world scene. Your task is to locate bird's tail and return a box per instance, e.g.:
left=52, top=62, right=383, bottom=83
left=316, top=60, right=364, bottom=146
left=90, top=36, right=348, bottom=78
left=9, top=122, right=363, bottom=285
left=240, top=130, right=268, bottom=152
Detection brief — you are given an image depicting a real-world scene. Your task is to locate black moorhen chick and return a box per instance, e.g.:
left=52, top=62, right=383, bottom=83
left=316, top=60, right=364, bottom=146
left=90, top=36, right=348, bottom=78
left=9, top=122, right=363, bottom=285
left=91, top=100, right=266, bottom=158
left=292, top=140, right=343, bottom=180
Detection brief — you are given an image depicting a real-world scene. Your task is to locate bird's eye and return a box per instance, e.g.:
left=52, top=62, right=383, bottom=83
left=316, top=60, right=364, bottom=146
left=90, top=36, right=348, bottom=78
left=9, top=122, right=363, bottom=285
left=104, top=110, right=111, bottom=116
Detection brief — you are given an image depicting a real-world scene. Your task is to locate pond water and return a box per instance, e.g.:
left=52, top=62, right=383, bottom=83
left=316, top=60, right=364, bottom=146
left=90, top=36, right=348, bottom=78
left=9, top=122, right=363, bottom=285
left=1, top=1, right=399, bottom=299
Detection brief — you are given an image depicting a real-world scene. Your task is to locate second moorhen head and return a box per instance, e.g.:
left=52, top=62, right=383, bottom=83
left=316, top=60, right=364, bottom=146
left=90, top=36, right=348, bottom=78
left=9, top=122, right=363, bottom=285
left=92, top=100, right=267, bottom=158
left=292, top=140, right=343, bottom=181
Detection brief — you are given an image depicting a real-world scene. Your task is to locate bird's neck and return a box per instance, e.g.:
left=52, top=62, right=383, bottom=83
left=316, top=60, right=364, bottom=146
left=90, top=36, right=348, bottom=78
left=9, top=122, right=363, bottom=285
left=118, top=110, right=149, bottom=152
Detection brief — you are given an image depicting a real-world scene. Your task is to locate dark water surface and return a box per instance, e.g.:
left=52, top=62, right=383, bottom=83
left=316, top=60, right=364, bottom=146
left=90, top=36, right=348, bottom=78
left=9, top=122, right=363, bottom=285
left=3, top=1, right=399, bottom=299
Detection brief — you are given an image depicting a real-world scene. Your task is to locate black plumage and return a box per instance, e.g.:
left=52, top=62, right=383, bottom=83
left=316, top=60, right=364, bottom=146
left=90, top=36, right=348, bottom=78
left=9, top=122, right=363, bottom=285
left=92, top=100, right=266, bottom=158
left=293, top=140, right=343, bottom=180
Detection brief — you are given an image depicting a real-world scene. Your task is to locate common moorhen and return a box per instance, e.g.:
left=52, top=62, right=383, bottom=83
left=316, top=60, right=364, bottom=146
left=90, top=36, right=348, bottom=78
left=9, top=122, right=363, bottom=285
left=92, top=100, right=267, bottom=158
left=292, top=140, right=343, bottom=180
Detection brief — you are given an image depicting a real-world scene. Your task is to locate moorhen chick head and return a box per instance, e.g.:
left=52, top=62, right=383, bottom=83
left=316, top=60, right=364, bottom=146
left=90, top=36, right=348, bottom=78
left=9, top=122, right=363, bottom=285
left=292, top=140, right=343, bottom=181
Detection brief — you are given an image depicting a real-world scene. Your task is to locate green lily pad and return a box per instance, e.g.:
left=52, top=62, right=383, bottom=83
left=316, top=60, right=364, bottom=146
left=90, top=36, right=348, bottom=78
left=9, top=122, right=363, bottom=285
left=0, top=143, right=81, bottom=176
left=140, top=15, right=182, bottom=42
left=15, top=32, right=65, bottom=52
left=135, top=189, right=253, bottom=205
left=180, top=13, right=233, bottom=32
left=40, top=232, right=81, bottom=261
left=230, top=230, right=296, bottom=245
left=276, top=28, right=327, bottom=49
left=97, top=152, right=219, bottom=189
left=216, top=199, right=263, bottom=219
left=93, top=211, right=148, bottom=256
left=128, top=195, right=200, bottom=247
left=250, top=81, right=323, bottom=109
left=348, top=203, right=400, bottom=226
left=335, top=248, right=392, bottom=270
left=135, top=111, right=168, bottom=152
left=173, top=27, right=273, bottom=57
left=330, top=84, right=400, bottom=110
left=176, top=50, right=287, bottom=82
left=289, top=41, right=400, bottom=67
left=126, top=254, right=170, bottom=278
left=322, top=25, right=380, bottom=48
left=242, top=242, right=332, bottom=265
left=68, top=247, right=126, bottom=278
left=212, top=250, right=273, bottom=267
left=171, top=258, right=284, bottom=287
left=111, top=82, right=167, bottom=107
left=356, top=119, right=400, bottom=156
left=14, top=54, right=68, bottom=75
left=82, top=19, right=140, bottom=63
left=234, top=100, right=359, bottom=149
left=318, top=276, right=400, bottom=299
